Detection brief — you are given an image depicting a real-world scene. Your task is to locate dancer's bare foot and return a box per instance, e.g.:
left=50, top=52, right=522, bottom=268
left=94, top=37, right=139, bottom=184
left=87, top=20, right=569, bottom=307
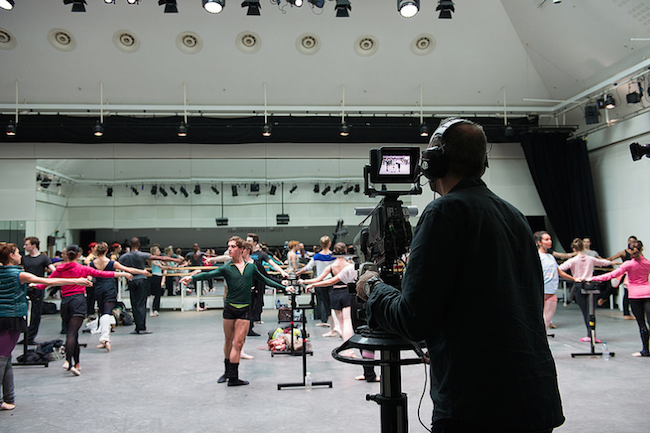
left=1, top=402, right=16, bottom=410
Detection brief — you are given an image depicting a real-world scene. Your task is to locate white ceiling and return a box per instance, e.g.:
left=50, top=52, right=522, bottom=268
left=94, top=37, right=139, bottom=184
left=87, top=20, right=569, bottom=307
left=1, top=0, right=650, bottom=120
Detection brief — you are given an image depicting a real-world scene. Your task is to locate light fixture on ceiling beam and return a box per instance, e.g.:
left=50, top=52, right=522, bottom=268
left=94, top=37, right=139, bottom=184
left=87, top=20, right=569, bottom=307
left=231, top=184, right=238, bottom=197
left=158, top=0, right=178, bottom=13
left=289, top=184, right=297, bottom=193
left=626, top=82, right=643, bottom=104
left=307, top=0, right=324, bottom=8
left=64, top=0, right=87, bottom=12
left=604, top=94, right=616, bottom=109
left=104, top=0, right=115, bottom=3
left=241, top=0, right=260, bottom=15
left=94, top=81, right=104, bottom=137
left=106, top=187, right=113, bottom=197
left=151, top=184, right=158, bottom=195
left=436, top=0, right=454, bottom=19
left=127, top=0, right=139, bottom=3
left=398, top=0, right=418, bottom=18
left=333, top=185, right=343, bottom=193
left=169, top=186, right=178, bottom=194
left=159, top=186, right=168, bottom=196
left=340, top=84, right=349, bottom=137
left=211, top=185, right=220, bottom=194
left=216, top=182, right=228, bottom=225
left=287, top=0, right=302, bottom=6
left=262, top=82, right=271, bottom=137
left=321, top=185, right=331, bottom=196
left=503, top=85, right=514, bottom=137
left=313, top=183, right=320, bottom=193
left=269, top=184, right=277, bottom=195
left=343, top=185, right=354, bottom=195
left=130, top=186, right=139, bottom=195
left=179, top=186, right=188, bottom=197
left=630, top=142, right=650, bottom=162
left=335, top=0, right=350, bottom=17
left=178, top=82, right=189, bottom=137
left=194, top=184, right=201, bottom=194
left=276, top=182, right=289, bottom=225
left=203, top=0, right=224, bottom=13
left=419, top=84, right=429, bottom=137
left=6, top=79, right=18, bottom=136
left=0, top=0, right=15, bottom=11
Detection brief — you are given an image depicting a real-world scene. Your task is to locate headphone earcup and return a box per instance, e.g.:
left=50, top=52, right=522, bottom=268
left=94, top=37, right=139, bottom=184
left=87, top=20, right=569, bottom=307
left=422, top=146, right=448, bottom=180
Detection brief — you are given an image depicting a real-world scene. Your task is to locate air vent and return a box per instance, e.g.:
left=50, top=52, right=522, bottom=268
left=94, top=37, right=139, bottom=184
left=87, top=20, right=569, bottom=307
left=236, top=31, right=261, bottom=54
left=48, top=28, right=76, bottom=52
left=0, top=27, right=16, bottom=50
left=354, top=35, right=379, bottom=57
left=113, top=30, right=140, bottom=53
left=176, top=31, right=203, bottom=54
left=296, top=33, right=321, bottom=55
left=411, top=34, right=436, bottom=56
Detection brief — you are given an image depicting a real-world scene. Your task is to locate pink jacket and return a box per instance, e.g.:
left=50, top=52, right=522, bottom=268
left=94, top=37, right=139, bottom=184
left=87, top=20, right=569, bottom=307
left=559, top=254, right=611, bottom=281
left=36, top=261, right=117, bottom=297
left=591, top=257, right=650, bottom=299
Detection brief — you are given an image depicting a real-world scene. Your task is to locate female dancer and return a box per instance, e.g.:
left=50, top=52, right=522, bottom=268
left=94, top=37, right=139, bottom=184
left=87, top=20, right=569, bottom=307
left=0, top=242, right=91, bottom=409
left=90, top=242, right=150, bottom=351
left=286, top=240, right=301, bottom=273
left=559, top=238, right=614, bottom=343
left=36, top=245, right=133, bottom=375
left=591, top=240, right=650, bottom=357
left=148, top=246, right=164, bottom=317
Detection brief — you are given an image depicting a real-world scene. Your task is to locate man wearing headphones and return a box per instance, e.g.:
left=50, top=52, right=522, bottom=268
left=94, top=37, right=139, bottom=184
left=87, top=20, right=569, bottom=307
left=356, top=118, right=564, bottom=433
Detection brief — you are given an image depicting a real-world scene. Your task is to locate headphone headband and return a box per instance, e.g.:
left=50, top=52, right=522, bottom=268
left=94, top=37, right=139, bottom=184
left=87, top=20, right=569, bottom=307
left=428, top=118, right=467, bottom=150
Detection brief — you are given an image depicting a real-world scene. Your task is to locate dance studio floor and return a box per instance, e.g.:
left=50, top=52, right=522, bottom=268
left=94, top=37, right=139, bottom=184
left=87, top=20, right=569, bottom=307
left=3, top=301, right=649, bottom=432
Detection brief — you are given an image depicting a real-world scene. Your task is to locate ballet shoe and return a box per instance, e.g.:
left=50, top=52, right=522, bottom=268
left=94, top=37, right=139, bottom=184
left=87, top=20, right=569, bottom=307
left=322, top=331, right=337, bottom=337
left=227, top=378, right=249, bottom=386
left=240, top=351, right=254, bottom=360
left=1, top=402, right=16, bottom=410
left=217, top=373, right=228, bottom=384
left=354, top=374, right=366, bottom=381
left=632, top=351, right=650, bottom=357
left=70, top=366, right=81, bottom=376
left=62, top=361, right=69, bottom=370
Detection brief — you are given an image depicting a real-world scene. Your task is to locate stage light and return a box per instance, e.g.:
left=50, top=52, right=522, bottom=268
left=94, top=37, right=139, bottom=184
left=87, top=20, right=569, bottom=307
left=276, top=214, right=290, bottom=225
left=131, top=186, right=139, bottom=196
left=241, top=0, right=260, bottom=15
left=436, top=0, right=454, bottom=19
left=289, top=184, right=297, bottom=194
left=194, top=184, right=201, bottom=195
left=232, top=185, right=238, bottom=196
left=107, top=187, right=113, bottom=197
left=0, top=0, right=15, bottom=10
left=313, top=183, right=320, bottom=193
left=40, top=176, right=52, bottom=189
left=6, top=120, right=16, bottom=136
left=419, top=123, right=429, bottom=137
left=211, top=185, right=220, bottom=195
left=159, top=186, right=168, bottom=197
left=93, top=121, right=104, bottom=137
left=354, top=184, right=360, bottom=193
left=287, top=0, right=302, bottom=6
left=321, top=185, right=331, bottom=196
left=127, top=0, right=139, bottom=4
left=216, top=217, right=228, bottom=226
left=158, top=0, right=178, bottom=13
left=169, top=186, right=178, bottom=195
left=626, top=82, right=643, bottom=104
left=150, top=184, right=158, bottom=195
left=339, top=122, right=350, bottom=137
left=262, top=123, right=272, bottom=137
left=64, top=0, right=87, bottom=12
left=630, top=142, right=650, bottom=162
left=333, top=185, right=343, bottom=193
left=250, top=183, right=260, bottom=193
left=604, top=94, right=616, bottom=109
left=104, top=0, right=115, bottom=3
left=398, top=0, right=418, bottom=18
left=177, top=121, right=188, bottom=137
left=269, top=185, right=277, bottom=195
left=335, top=0, right=350, bottom=17
left=504, top=124, right=515, bottom=137
left=307, top=0, right=324, bottom=7
left=180, top=186, right=188, bottom=197
left=343, top=185, right=354, bottom=195
left=203, top=0, right=224, bottom=13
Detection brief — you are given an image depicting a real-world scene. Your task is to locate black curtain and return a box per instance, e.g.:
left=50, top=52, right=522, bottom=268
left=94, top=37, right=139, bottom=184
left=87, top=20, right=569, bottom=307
left=521, top=132, right=603, bottom=253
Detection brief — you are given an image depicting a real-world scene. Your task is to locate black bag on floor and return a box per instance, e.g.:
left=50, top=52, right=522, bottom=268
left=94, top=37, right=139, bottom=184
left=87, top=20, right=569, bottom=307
left=42, top=301, right=57, bottom=315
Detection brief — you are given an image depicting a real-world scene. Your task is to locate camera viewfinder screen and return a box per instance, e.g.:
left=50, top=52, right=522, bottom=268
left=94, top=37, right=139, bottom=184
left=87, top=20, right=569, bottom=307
left=379, top=155, right=411, bottom=176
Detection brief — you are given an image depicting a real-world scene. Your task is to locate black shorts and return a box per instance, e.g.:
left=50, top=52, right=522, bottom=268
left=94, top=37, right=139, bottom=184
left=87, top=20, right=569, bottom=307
left=330, top=287, right=351, bottom=310
left=223, top=303, right=250, bottom=320
left=61, top=293, right=87, bottom=322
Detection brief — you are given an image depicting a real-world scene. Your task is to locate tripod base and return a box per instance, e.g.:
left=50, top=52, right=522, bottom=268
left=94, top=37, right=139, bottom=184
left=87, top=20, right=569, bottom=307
left=277, top=380, right=333, bottom=390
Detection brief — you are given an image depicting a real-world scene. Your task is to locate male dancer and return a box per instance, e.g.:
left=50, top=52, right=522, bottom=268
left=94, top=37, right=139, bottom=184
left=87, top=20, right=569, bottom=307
left=22, top=237, right=55, bottom=344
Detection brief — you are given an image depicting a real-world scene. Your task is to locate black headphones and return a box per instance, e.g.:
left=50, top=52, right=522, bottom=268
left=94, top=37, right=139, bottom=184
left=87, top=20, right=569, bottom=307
left=421, top=118, right=466, bottom=180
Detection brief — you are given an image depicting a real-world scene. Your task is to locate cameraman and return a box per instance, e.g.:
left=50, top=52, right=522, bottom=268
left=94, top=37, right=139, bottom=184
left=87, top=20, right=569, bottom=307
left=356, top=118, right=564, bottom=433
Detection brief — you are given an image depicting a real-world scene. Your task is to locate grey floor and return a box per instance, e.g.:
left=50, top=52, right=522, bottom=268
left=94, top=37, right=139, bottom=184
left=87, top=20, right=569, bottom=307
left=3, top=300, right=650, bottom=433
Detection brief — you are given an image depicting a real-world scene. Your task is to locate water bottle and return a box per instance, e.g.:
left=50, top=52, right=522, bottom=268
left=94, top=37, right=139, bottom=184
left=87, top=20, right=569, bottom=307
left=276, top=299, right=281, bottom=310
left=305, top=372, right=312, bottom=391
left=602, top=342, right=610, bottom=361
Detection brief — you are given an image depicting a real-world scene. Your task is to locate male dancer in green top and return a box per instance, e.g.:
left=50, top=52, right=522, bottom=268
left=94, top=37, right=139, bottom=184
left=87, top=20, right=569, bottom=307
left=180, top=236, right=290, bottom=386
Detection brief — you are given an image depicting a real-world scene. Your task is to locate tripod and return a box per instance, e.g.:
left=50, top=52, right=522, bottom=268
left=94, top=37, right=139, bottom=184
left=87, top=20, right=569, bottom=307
left=571, top=282, right=615, bottom=358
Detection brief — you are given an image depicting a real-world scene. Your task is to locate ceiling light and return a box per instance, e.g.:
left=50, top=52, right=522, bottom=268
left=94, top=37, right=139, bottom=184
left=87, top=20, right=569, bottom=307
left=354, top=184, right=360, bottom=193
left=604, top=94, right=616, bottom=109
left=159, top=186, right=168, bottom=196
left=151, top=184, right=158, bottom=195
left=177, top=121, right=188, bottom=137
left=287, top=0, right=302, bottom=6
left=169, top=186, right=178, bottom=194
left=158, top=0, right=178, bottom=13
left=241, top=0, right=260, bottom=15
left=107, top=187, right=113, bottom=197
left=211, top=185, right=220, bottom=194
left=93, top=121, right=104, bottom=137
left=333, top=185, right=343, bottom=193
left=203, top=0, right=224, bottom=13
left=321, top=185, right=331, bottom=196
left=179, top=186, right=188, bottom=197
left=419, top=123, right=429, bottom=137
left=335, top=0, right=350, bottom=17
left=313, top=183, right=320, bottom=193
left=104, top=0, right=115, bottom=3
left=194, top=184, right=201, bottom=194
left=6, top=120, right=16, bottom=136
left=250, top=183, right=260, bottom=193
left=630, top=142, right=650, bottom=162
left=131, top=186, right=139, bottom=195
left=216, top=217, right=228, bottom=226
left=127, top=0, right=139, bottom=4
left=0, top=0, right=15, bottom=10
left=339, top=122, right=350, bottom=137
left=262, top=123, right=272, bottom=137
left=626, top=82, right=643, bottom=104
left=553, top=0, right=561, bottom=3
left=307, top=0, right=324, bottom=7
left=231, top=185, right=238, bottom=196
left=343, top=185, right=354, bottom=195
left=276, top=214, right=290, bottom=225
left=40, top=176, right=52, bottom=189
left=436, top=0, right=454, bottom=19
left=269, top=185, right=277, bottom=195
left=64, top=0, right=87, bottom=12
left=398, top=0, right=418, bottom=18
left=289, top=184, right=297, bottom=194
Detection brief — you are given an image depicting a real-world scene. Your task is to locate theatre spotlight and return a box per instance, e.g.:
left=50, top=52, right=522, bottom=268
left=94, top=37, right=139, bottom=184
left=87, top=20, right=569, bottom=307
left=250, top=183, right=260, bottom=193
left=630, top=142, right=650, bottom=162
left=179, top=186, right=189, bottom=197
left=104, top=0, right=115, bottom=3
left=287, top=0, right=302, bottom=6
left=339, top=122, right=350, bottom=137
left=150, top=184, right=158, bottom=195
left=93, top=121, right=104, bottom=137
left=262, top=123, right=272, bottom=137
left=216, top=217, right=229, bottom=226
left=419, top=123, right=429, bottom=137
left=64, top=0, right=87, bottom=12
left=177, top=121, right=188, bottom=137
left=203, top=0, right=225, bottom=13
left=158, top=0, right=178, bottom=13
left=6, top=120, right=16, bottom=136
left=159, top=186, right=168, bottom=197
left=335, top=0, right=350, bottom=17
left=626, top=82, right=643, bottom=104
left=131, top=186, right=139, bottom=196
left=211, top=185, right=220, bottom=195
left=194, top=184, right=201, bottom=195
left=0, top=0, right=15, bottom=11
left=313, top=183, right=320, bottom=193
left=276, top=214, right=290, bottom=225
left=354, top=184, right=360, bottom=193
left=127, top=0, right=139, bottom=4
left=289, top=184, right=297, bottom=194
left=241, top=0, right=260, bottom=15
left=321, top=185, right=331, bottom=196
left=333, top=185, right=343, bottom=193
left=40, top=176, right=52, bottom=189
left=398, top=0, right=418, bottom=18
left=232, top=185, right=239, bottom=197
left=343, top=185, right=354, bottom=195
left=269, top=184, right=277, bottom=195
left=307, top=0, right=324, bottom=7
left=436, top=0, right=454, bottom=19
left=604, top=94, right=616, bottom=109
left=169, top=186, right=178, bottom=195
left=106, top=187, right=113, bottom=197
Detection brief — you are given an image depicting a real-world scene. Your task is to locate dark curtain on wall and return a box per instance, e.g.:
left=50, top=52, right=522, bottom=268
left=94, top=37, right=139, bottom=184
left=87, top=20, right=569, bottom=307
left=520, top=132, right=603, bottom=253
